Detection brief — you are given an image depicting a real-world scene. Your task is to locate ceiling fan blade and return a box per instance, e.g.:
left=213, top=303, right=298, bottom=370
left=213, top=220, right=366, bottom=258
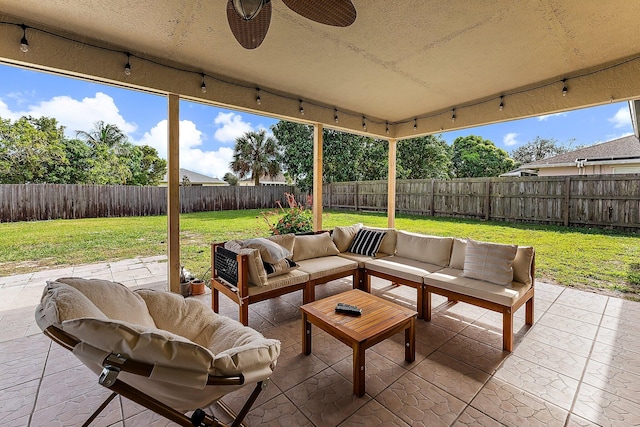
left=281, top=0, right=356, bottom=27
left=227, top=0, right=272, bottom=49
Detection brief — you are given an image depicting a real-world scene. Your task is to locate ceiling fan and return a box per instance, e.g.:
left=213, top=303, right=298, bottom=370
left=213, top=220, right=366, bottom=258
left=227, top=0, right=357, bottom=49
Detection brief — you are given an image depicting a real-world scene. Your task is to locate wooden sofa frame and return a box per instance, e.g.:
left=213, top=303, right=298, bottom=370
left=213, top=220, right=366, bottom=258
left=423, top=257, right=536, bottom=352
left=210, top=242, right=360, bottom=326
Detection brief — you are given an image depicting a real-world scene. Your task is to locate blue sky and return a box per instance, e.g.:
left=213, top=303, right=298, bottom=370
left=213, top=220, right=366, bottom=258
left=0, top=64, right=633, bottom=179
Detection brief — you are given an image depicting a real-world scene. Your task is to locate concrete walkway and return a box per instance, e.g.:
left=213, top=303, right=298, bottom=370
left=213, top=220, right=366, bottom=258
left=0, top=256, right=171, bottom=343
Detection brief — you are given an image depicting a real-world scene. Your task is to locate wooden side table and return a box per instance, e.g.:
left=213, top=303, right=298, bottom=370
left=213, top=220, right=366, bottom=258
left=300, top=289, right=417, bottom=397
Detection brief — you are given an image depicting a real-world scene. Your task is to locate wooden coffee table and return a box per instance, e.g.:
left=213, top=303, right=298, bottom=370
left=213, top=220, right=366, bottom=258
left=300, top=289, right=417, bottom=397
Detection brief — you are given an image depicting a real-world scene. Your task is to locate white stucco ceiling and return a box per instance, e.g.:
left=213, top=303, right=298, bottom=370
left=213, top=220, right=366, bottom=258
left=1, top=1, right=640, bottom=138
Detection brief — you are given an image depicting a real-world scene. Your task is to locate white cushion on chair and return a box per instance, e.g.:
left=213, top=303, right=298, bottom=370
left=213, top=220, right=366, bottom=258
left=36, top=278, right=281, bottom=412
left=44, top=278, right=156, bottom=327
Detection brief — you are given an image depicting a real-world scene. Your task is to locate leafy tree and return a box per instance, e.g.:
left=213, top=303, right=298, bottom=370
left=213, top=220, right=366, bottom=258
left=127, top=145, right=167, bottom=186
left=271, top=121, right=314, bottom=190
left=223, top=172, right=239, bottom=186
left=360, top=139, right=388, bottom=181
left=322, top=129, right=368, bottom=183
left=510, top=137, right=572, bottom=165
left=230, top=130, right=281, bottom=186
left=451, top=135, right=515, bottom=178
left=0, top=116, right=66, bottom=183
left=397, top=135, right=452, bottom=179
left=272, top=121, right=390, bottom=191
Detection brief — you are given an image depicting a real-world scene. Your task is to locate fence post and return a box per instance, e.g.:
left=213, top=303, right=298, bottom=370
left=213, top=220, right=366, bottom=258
left=564, top=176, right=571, bottom=227
left=328, top=183, right=332, bottom=209
left=430, top=179, right=435, bottom=217
left=355, top=182, right=359, bottom=211
left=485, top=180, right=491, bottom=221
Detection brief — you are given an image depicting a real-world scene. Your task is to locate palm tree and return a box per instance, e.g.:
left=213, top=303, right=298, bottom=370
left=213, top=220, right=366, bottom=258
left=76, top=121, right=128, bottom=152
left=230, top=130, right=281, bottom=186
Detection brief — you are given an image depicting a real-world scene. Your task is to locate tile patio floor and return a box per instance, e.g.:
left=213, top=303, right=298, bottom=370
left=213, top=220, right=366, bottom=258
left=1, top=256, right=639, bottom=426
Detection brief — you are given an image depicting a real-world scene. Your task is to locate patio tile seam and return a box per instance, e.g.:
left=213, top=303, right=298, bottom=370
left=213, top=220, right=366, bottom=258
left=28, top=341, right=53, bottom=427
left=565, top=296, right=610, bottom=424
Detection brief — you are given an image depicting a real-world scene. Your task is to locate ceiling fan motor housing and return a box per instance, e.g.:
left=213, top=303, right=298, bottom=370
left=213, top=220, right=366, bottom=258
left=232, top=0, right=270, bottom=20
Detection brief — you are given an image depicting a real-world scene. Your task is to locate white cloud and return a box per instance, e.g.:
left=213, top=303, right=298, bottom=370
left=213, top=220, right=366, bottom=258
left=0, top=92, right=137, bottom=138
left=608, top=107, right=632, bottom=129
left=213, top=112, right=254, bottom=144
left=537, top=112, right=568, bottom=121
left=503, top=132, right=519, bottom=146
left=0, top=99, right=15, bottom=120
left=604, top=131, right=634, bottom=141
left=138, top=119, right=233, bottom=178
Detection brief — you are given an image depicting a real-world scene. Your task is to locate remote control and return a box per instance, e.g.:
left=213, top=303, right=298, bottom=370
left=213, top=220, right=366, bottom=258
left=335, top=304, right=362, bottom=316
left=336, top=302, right=359, bottom=310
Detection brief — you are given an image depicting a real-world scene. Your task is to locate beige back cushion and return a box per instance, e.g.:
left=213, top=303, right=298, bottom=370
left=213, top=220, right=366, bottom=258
left=293, top=232, right=340, bottom=261
left=513, top=246, right=535, bottom=286
left=224, top=241, right=268, bottom=286
left=332, top=223, right=363, bottom=252
left=267, top=233, right=295, bottom=253
left=363, top=226, right=397, bottom=255
left=462, top=239, right=517, bottom=286
left=395, top=231, right=453, bottom=266
left=51, top=278, right=156, bottom=327
left=449, top=238, right=467, bottom=269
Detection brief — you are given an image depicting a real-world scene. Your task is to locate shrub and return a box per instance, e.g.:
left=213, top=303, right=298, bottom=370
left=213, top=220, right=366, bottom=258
left=262, top=193, right=313, bottom=235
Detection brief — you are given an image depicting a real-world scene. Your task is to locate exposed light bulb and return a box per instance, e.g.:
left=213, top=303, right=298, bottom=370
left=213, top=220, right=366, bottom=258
left=413, top=118, right=417, bottom=130
left=299, top=100, right=304, bottom=116
left=124, top=53, right=131, bottom=76
left=334, top=109, right=339, bottom=124
left=451, top=109, right=456, bottom=122
left=562, top=79, right=568, bottom=96
left=256, top=88, right=261, bottom=105
left=19, top=24, right=28, bottom=53
left=499, top=96, right=504, bottom=111
left=200, top=74, right=207, bottom=93
left=386, top=122, right=390, bottom=135
left=362, top=117, right=367, bottom=131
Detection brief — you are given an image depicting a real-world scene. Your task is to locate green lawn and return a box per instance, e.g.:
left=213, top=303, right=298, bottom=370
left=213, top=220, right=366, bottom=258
left=1, top=209, right=638, bottom=300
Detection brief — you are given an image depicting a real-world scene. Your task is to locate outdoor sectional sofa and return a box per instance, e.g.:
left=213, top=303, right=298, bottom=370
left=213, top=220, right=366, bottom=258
left=210, top=224, right=535, bottom=351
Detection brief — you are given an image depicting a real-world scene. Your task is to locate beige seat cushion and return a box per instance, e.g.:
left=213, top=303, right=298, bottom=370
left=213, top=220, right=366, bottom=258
left=296, top=256, right=358, bottom=280
left=425, top=268, right=531, bottom=306
left=332, top=223, right=362, bottom=252
left=395, top=231, right=453, bottom=266
left=365, top=256, right=443, bottom=283
left=292, top=232, right=340, bottom=261
left=337, top=251, right=388, bottom=268
left=248, top=269, right=310, bottom=296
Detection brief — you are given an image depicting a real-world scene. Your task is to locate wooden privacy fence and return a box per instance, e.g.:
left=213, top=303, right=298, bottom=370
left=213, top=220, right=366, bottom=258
left=323, top=175, right=640, bottom=229
left=0, top=184, right=304, bottom=222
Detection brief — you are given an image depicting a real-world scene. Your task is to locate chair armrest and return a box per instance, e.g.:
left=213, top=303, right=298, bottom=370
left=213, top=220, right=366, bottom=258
left=211, top=243, right=250, bottom=297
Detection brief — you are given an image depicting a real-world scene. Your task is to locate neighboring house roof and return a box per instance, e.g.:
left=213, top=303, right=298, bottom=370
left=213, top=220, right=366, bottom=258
left=240, top=173, right=288, bottom=185
left=161, top=168, right=224, bottom=184
left=524, top=135, right=640, bottom=168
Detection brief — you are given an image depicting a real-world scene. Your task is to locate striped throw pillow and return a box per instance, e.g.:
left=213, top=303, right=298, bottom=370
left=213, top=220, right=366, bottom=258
left=348, top=229, right=387, bottom=257
left=462, top=239, right=517, bottom=286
